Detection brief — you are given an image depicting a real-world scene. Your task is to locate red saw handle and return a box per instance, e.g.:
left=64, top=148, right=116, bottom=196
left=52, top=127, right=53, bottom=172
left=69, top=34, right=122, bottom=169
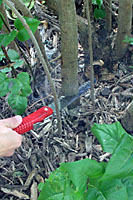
left=13, top=106, right=53, bottom=135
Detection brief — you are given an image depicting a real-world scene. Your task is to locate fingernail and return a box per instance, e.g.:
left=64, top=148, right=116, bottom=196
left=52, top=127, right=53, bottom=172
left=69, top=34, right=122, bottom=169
left=14, top=115, right=22, bottom=124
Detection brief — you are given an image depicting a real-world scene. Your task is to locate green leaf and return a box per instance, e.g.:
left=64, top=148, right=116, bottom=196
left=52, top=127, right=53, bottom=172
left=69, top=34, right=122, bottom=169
left=13, top=171, right=24, bottom=178
left=17, top=72, right=30, bottom=83
left=123, top=36, right=133, bottom=45
left=96, top=0, right=103, bottom=7
left=128, top=66, right=133, bottom=69
left=8, top=93, right=27, bottom=114
left=0, top=72, right=6, bottom=83
left=92, top=0, right=97, bottom=4
left=92, top=0, right=103, bottom=7
left=89, top=163, right=107, bottom=187
left=21, top=0, right=35, bottom=9
left=99, top=179, right=128, bottom=200
left=0, top=60, right=23, bottom=73
left=14, top=16, right=40, bottom=41
left=0, top=49, right=23, bottom=73
left=0, top=34, right=7, bottom=44
left=38, top=167, right=85, bottom=200
left=8, top=49, right=20, bottom=60
left=91, top=121, right=127, bottom=153
left=0, top=0, right=3, bottom=6
left=100, top=134, right=133, bottom=181
left=21, top=84, right=32, bottom=97
left=0, top=13, right=4, bottom=29
left=12, top=59, right=23, bottom=69
left=0, top=30, right=18, bottom=47
left=60, top=158, right=105, bottom=193
left=0, top=49, right=24, bottom=72
left=8, top=79, right=22, bottom=94
left=0, top=79, right=9, bottom=97
left=94, top=8, right=106, bottom=19
left=17, top=72, right=32, bottom=96
left=122, top=177, right=133, bottom=199
left=85, top=186, right=105, bottom=200
left=38, top=182, right=45, bottom=192
left=38, top=168, right=65, bottom=200
left=0, top=73, right=9, bottom=97
left=17, top=29, right=30, bottom=41
left=0, top=50, right=4, bottom=60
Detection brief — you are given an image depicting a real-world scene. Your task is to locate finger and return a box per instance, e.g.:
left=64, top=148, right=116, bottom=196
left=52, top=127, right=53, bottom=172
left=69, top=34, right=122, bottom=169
left=0, top=115, right=22, bottom=129
left=0, top=150, right=15, bottom=157
left=0, top=131, right=22, bottom=156
left=9, top=131, right=22, bottom=148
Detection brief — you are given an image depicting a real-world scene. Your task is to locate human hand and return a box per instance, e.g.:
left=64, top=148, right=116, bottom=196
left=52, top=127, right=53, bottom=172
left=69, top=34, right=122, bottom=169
left=0, top=116, right=22, bottom=157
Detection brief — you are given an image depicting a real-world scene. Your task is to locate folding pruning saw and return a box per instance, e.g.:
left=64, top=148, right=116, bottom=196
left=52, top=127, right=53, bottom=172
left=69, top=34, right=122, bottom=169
left=13, top=81, right=93, bottom=134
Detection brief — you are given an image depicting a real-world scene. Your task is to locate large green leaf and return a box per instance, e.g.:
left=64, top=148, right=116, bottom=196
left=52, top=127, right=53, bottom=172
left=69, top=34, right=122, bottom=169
left=38, top=181, right=64, bottom=200
left=100, top=134, right=133, bottom=181
left=60, top=158, right=105, bottom=193
left=99, top=179, right=128, bottom=200
left=38, top=167, right=86, bottom=200
left=38, top=123, right=133, bottom=200
left=91, top=121, right=127, bottom=153
left=14, top=16, right=40, bottom=41
left=38, top=168, right=66, bottom=200
left=8, top=93, right=27, bottom=114
left=85, top=186, right=105, bottom=200
left=122, top=177, right=133, bottom=200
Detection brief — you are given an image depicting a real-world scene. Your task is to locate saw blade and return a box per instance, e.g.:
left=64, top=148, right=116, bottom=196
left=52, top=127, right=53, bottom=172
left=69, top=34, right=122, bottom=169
left=49, top=80, right=93, bottom=112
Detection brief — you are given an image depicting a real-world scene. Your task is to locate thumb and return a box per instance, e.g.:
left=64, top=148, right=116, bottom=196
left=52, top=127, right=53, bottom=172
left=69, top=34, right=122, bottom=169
left=1, top=115, right=22, bottom=129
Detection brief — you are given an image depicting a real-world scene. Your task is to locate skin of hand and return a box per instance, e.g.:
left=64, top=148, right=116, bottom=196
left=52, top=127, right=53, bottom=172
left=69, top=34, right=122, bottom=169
left=0, top=116, right=22, bottom=157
